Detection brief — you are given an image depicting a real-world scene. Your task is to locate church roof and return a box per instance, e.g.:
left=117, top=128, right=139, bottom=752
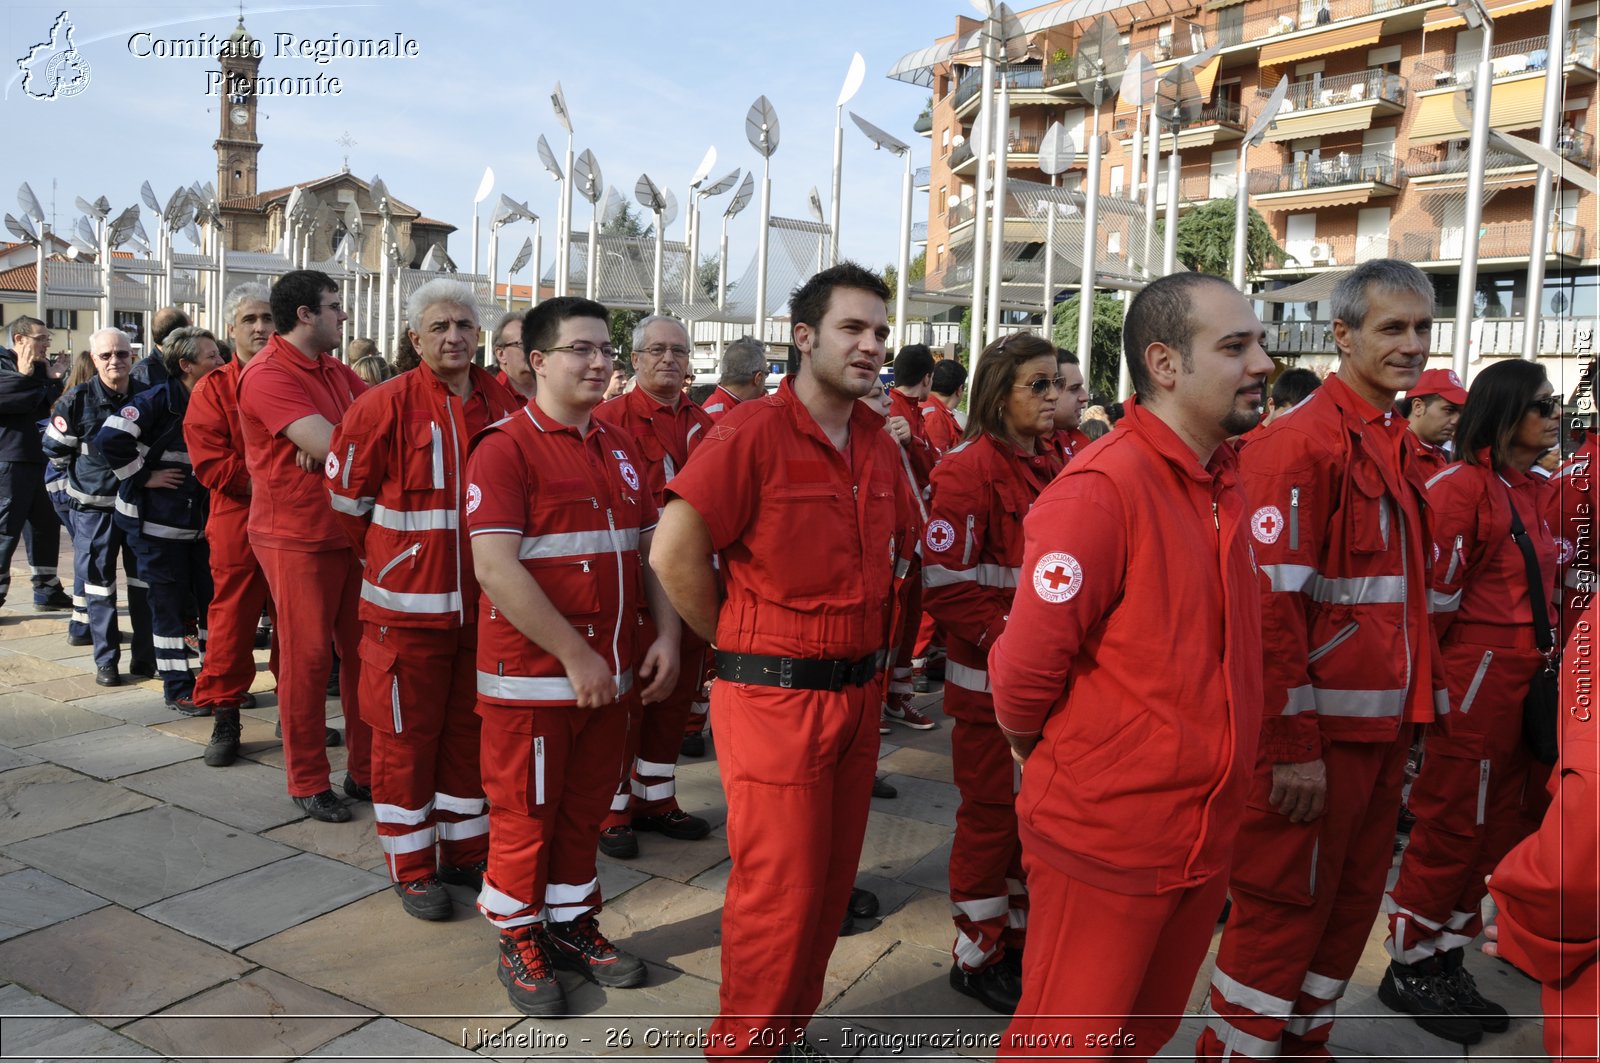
left=219, top=172, right=455, bottom=232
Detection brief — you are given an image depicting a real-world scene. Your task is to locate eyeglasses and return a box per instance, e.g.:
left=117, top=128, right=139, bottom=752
left=493, top=341, right=524, bottom=352
left=1529, top=397, right=1561, bottom=418
left=93, top=351, right=132, bottom=362
left=637, top=344, right=690, bottom=360
left=543, top=342, right=617, bottom=360
left=22, top=332, right=50, bottom=344
left=1012, top=376, right=1066, bottom=397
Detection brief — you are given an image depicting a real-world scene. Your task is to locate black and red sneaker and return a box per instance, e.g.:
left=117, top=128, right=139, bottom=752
left=394, top=875, right=452, bottom=921
left=545, top=913, right=646, bottom=988
left=497, top=925, right=567, bottom=1017
left=438, top=858, right=487, bottom=891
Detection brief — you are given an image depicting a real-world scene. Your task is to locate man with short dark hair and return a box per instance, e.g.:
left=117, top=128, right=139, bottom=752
left=1401, top=367, right=1468, bottom=475
left=131, top=306, right=191, bottom=393
left=702, top=336, right=768, bottom=421
left=651, top=262, right=919, bottom=1060
left=992, top=272, right=1271, bottom=1057
left=923, top=359, right=967, bottom=455
left=238, top=269, right=372, bottom=823
left=0, top=315, right=69, bottom=612
left=1050, top=349, right=1092, bottom=461
left=490, top=310, right=535, bottom=405
left=1268, top=366, right=1323, bottom=423
left=883, top=343, right=939, bottom=731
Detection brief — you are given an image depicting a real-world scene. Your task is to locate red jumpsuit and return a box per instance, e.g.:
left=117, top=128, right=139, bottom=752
left=327, top=365, right=517, bottom=884
left=185, top=358, right=276, bottom=711
left=888, top=387, right=938, bottom=705
left=1385, top=456, right=1557, bottom=961
left=1406, top=430, right=1453, bottom=479
left=700, top=384, right=744, bottom=422
left=989, top=400, right=1262, bottom=1059
left=1048, top=426, right=1092, bottom=464
left=595, top=386, right=713, bottom=827
left=1200, top=376, right=1444, bottom=1060
left=923, top=434, right=1059, bottom=975
left=238, top=335, right=372, bottom=799
left=465, top=403, right=656, bottom=929
left=668, top=379, right=918, bottom=1059
left=914, top=395, right=962, bottom=666
left=1488, top=605, right=1600, bottom=1063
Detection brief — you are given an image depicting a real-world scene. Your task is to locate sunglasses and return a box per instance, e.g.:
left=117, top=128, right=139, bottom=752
left=1528, top=397, right=1561, bottom=418
left=1012, top=376, right=1066, bottom=397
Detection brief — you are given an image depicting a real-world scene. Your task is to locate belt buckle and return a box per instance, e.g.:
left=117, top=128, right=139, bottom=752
left=778, top=657, right=794, bottom=690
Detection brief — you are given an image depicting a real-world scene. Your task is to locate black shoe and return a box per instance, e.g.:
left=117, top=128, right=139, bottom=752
left=234, top=691, right=258, bottom=710
left=204, top=710, right=241, bottom=767
left=1003, top=945, right=1025, bottom=976
left=632, top=808, right=710, bottom=840
left=128, top=659, right=157, bottom=679
left=546, top=913, right=646, bottom=987
left=498, top=926, right=567, bottom=1017
left=254, top=624, right=272, bottom=650
left=272, top=721, right=342, bottom=747
left=1378, top=959, right=1484, bottom=1045
left=395, top=875, right=453, bottom=921
left=439, top=859, right=487, bottom=891
left=872, top=775, right=898, bottom=799
left=680, top=733, right=706, bottom=758
left=1440, top=947, right=1510, bottom=1033
left=839, top=910, right=858, bottom=937
left=292, top=789, right=352, bottom=823
left=598, top=825, right=639, bottom=859
left=848, top=887, right=880, bottom=918
left=67, top=631, right=92, bottom=647
left=326, top=659, right=341, bottom=698
left=342, top=773, right=371, bottom=801
left=34, top=588, right=73, bottom=610
left=166, top=695, right=209, bottom=717
left=1217, top=896, right=1232, bottom=924
left=949, top=961, right=1022, bottom=1015
left=94, top=665, right=120, bottom=687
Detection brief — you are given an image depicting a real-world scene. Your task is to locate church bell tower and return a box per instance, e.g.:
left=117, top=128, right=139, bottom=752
left=213, top=16, right=262, bottom=201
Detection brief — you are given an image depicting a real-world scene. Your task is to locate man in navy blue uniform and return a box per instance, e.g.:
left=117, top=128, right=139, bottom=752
left=0, top=315, right=70, bottom=612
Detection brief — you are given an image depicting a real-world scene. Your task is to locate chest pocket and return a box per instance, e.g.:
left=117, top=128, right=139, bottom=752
left=989, top=479, right=1029, bottom=565
left=402, top=417, right=443, bottom=492
left=769, top=485, right=846, bottom=601
left=1345, top=460, right=1392, bottom=555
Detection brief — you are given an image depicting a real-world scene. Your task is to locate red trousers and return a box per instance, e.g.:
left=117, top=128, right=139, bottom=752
left=1388, top=628, right=1546, bottom=962
left=1541, top=963, right=1600, bottom=1062
left=475, top=699, right=630, bottom=929
left=949, top=711, right=1026, bottom=972
left=253, top=543, right=369, bottom=797
left=194, top=508, right=275, bottom=710
left=683, top=646, right=714, bottom=739
left=1198, top=736, right=1409, bottom=1060
left=707, top=678, right=879, bottom=1060
left=605, top=632, right=707, bottom=826
left=999, top=860, right=1228, bottom=1060
left=358, top=623, right=486, bottom=883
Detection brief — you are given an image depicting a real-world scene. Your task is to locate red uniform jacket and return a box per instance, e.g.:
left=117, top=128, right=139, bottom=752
left=923, top=434, right=1059, bottom=715
left=921, top=395, right=963, bottom=455
left=1049, top=427, right=1092, bottom=465
left=596, top=385, right=713, bottom=505
left=989, top=400, right=1264, bottom=894
left=1241, top=375, right=1445, bottom=761
left=700, top=384, right=743, bottom=422
left=889, top=387, right=936, bottom=492
left=668, top=377, right=919, bottom=662
left=466, top=403, right=657, bottom=707
left=1406, top=431, right=1452, bottom=479
left=184, top=358, right=251, bottom=520
left=326, top=365, right=519, bottom=630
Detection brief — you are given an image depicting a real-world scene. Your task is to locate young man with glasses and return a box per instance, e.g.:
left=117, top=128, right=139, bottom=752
left=237, top=270, right=372, bottom=824
left=43, top=327, right=156, bottom=685
left=0, top=315, right=71, bottom=612
left=466, top=296, right=679, bottom=1016
left=591, top=315, right=713, bottom=859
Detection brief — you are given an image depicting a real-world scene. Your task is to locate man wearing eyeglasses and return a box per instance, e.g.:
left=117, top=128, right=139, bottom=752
left=43, top=327, right=156, bottom=686
left=490, top=310, right=535, bottom=406
left=237, top=269, right=372, bottom=824
left=0, top=315, right=71, bottom=613
left=593, top=316, right=714, bottom=859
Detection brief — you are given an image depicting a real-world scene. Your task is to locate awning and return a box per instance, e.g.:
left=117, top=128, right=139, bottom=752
left=1407, top=79, right=1549, bottom=143
left=1259, top=22, right=1384, bottom=68
left=1193, top=54, right=1222, bottom=100
left=1489, top=76, right=1550, bottom=133
left=1204, top=0, right=1247, bottom=10
left=1259, top=187, right=1375, bottom=210
left=1264, top=104, right=1380, bottom=142
left=1406, top=91, right=1472, bottom=144
left=1256, top=269, right=1352, bottom=302
left=1425, top=0, right=1553, bottom=29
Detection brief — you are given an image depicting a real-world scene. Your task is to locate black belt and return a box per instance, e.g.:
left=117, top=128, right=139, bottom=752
left=713, top=650, right=881, bottom=692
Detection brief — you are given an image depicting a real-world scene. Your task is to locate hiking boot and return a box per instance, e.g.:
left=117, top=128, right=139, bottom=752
left=848, top=887, right=880, bottom=918
left=1440, top=947, right=1510, bottom=1033
left=498, top=925, right=566, bottom=1017
left=95, top=664, right=120, bottom=687
left=950, top=960, right=1022, bottom=1015
left=598, top=825, right=639, bottom=859
left=292, top=789, right=352, bottom=823
left=680, top=732, right=706, bottom=758
left=439, top=859, right=487, bottom=891
left=1378, top=959, right=1484, bottom=1045
left=394, top=875, right=453, bottom=921
left=166, top=695, right=209, bottom=717
left=204, top=710, right=242, bottom=767
left=342, top=773, right=371, bottom=801
left=67, top=631, right=93, bottom=647
left=872, top=775, right=898, bottom=799
left=128, top=659, right=157, bottom=679
left=34, top=588, right=72, bottom=610
left=545, top=913, right=646, bottom=987
left=884, top=697, right=937, bottom=730
left=631, top=808, right=710, bottom=840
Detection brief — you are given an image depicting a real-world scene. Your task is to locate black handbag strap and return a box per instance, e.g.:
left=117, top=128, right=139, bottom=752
left=1504, top=486, right=1555, bottom=658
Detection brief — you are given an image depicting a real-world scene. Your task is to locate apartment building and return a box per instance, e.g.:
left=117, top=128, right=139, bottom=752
left=901, top=0, right=1598, bottom=360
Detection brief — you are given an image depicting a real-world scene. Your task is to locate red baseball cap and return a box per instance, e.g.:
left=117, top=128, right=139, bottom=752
left=1405, top=368, right=1468, bottom=406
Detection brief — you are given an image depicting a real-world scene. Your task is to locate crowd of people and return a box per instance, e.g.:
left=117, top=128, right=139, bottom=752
left=0, top=255, right=1593, bottom=1062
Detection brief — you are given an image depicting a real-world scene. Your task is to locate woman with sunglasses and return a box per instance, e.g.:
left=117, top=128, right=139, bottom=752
left=1380, top=359, right=1561, bottom=1045
left=921, top=332, right=1063, bottom=1014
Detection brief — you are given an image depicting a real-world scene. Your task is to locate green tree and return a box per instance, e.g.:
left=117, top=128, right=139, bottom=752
left=881, top=251, right=927, bottom=309
left=1158, top=199, right=1286, bottom=279
left=1052, top=293, right=1126, bottom=402
left=601, top=203, right=648, bottom=366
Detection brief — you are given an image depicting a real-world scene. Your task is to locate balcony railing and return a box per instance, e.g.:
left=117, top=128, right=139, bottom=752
left=914, top=166, right=932, bottom=189
left=949, top=134, right=1048, bottom=171
left=1178, top=98, right=1249, bottom=131
left=1417, top=32, right=1598, bottom=87
left=1044, top=58, right=1078, bottom=87
left=1560, top=129, right=1597, bottom=168
left=1251, top=151, right=1403, bottom=194
left=911, top=221, right=929, bottom=243
left=1276, top=232, right=1399, bottom=268
left=953, top=65, right=1047, bottom=110
left=949, top=140, right=975, bottom=169
left=1265, top=316, right=1597, bottom=357
left=1130, top=17, right=1209, bottom=62
left=1234, top=0, right=1413, bottom=49
left=1406, top=148, right=1526, bottom=178
left=1397, top=220, right=1587, bottom=261
left=1280, top=68, right=1407, bottom=113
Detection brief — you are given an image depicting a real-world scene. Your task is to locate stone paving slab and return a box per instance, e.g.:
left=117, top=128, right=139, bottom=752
left=77, top=687, right=180, bottom=726
left=315, top=1016, right=481, bottom=1059
left=247, top=737, right=351, bottom=776
left=21, top=721, right=200, bottom=779
left=121, top=967, right=373, bottom=1063
left=0, top=652, right=80, bottom=686
left=0, top=905, right=252, bottom=1026
left=152, top=709, right=282, bottom=752
left=878, top=744, right=957, bottom=784
left=0, top=631, right=103, bottom=660
left=856, top=810, right=951, bottom=878
left=0, top=867, right=109, bottom=941
left=122, top=757, right=307, bottom=833
left=823, top=938, right=1006, bottom=1060
left=0, top=762, right=157, bottom=846
left=603, top=877, right=725, bottom=981
left=6, top=804, right=296, bottom=909
left=263, top=799, right=385, bottom=871
left=0, top=742, right=41, bottom=773
left=603, top=831, right=731, bottom=884
left=489, top=966, right=725, bottom=1058
left=0, top=982, right=161, bottom=1059
left=142, top=851, right=389, bottom=950
left=19, top=672, right=160, bottom=702
left=0, top=690, right=119, bottom=747
left=901, top=836, right=955, bottom=894
left=0, top=614, right=70, bottom=637
left=872, top=773, right=961, bottom=828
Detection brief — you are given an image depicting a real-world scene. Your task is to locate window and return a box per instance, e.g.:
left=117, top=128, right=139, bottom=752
left=46, top=309, right=77, bottom=330
left=1367, top=45, right=1402, bottom=67
left=1110, top=165, right=1125, bottom=195
left=114, top=311, right=141, bottom=339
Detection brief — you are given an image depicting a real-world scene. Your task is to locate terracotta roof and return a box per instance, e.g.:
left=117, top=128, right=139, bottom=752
left=412, top=216, right=455, bottom=230
left=221, top=173, right=428, bottom=218
left=0, top=263, right=38, bottom=292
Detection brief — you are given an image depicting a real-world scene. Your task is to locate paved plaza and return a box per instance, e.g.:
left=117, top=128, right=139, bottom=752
left=0, top=550, right=1549, bottom=1061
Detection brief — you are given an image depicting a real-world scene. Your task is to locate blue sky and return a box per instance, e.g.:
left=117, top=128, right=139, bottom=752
left=2, top=1, right=958, bottom=283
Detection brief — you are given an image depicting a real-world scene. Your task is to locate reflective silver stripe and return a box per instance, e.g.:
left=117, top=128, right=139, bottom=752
left=1429, top=588, right=1462, bottom=614
left=1210, top=968, right=1294, bottom=1018
left=1434, top=687, right=1451, bottom=715
left=545, top=877, right=597, bottom=906
left=154, top=656, right=189, bottom=672
left=111, top=455, right=145, bottom=480
left=102, top=415, right=141, bottom=438
left=1204, top=1015, right=1281, bottom=1059
left=951, top=895, right=1009, bottom=921
left=1306, top=687, right=1407, bottom=717
left=114, top=496, right=140, bottom=520
left=84, top=583, right=113, bottom=597
left=153, top=635, right=187, bottom=650
left=371, top=504, right=457, bottom=531
left=477, top=669, right=634, bottom=702
left=894, top=556, right=911, bottom=579
left=159, top=451, right=191, bottom=464
left=328, top=493, right=374, bottom=516
left=1460, top=651, right=1493, bottom=715
left=1476, top=759, right=1491, bottom=825
left=379, top=827, right=437, bottom=855
left=1282, top=685, right=1315, bottom=716
left=1307, top=622, right=1359, bottom=663
left=437, top=814, right=488, bottom=840
left=1426, top=464, right=1466, bottom=489
left=923, top=563, right=1018, bottom=589
left=126, top=577, right=148, bottom=589
left=631, top=778, right=675, bottom=801
left=1284, top=1003, right=1337, bottom=1037
left=518, top=528, right=638, bottom=560
left=374, top=800, right=434, bottom=825
left=65, top=483, right=115, bottom=507
left=434, top=792, right=486, bottom=815
left=477, top=881, right=534, bottom=917
left=44, top=425, right=78, bottom=447
left=953, top=929, right=995, bottom=969
left=1301, top=970, right=1348, bottom=1000
left=946, top=660, right=991, bottom=693
left=430, top=423, right=445, bottom=489
left=359, top=582, right=462, bottom=613
left=1261, top=564, right=1406, bottom=604
left=634, top=758, right=676, bottom=777
left=143, top=522, right=201, bottom=541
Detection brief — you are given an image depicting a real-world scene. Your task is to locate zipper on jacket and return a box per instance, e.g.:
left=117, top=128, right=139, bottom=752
left=1460, top=650, right=1494, bottom=715
left=444, top=398, right=464, bottom=624
left=1308, top=621, right=1360, bottom=663
left=1475, top=760, right=1490, bottom=825
left=1211, top=501, right=1219, bottom=531
left=377, top=543, right=420, bottom=582
left=534, top=736, right=546, bottom=806
left=1289, top=487, right=1300, bottom=550
left=1443, top=534, right=1464, bottom=583
left=1308, top=838, right=1319, bottom=896
left=341, top=443, right=354, bottom=489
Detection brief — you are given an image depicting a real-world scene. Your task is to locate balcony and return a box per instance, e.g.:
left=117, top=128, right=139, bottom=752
left=1560, top=129, right=1597, bottom=168
left=914, top=166, right=931, bottom=190
left=911, top=221, right=928, bottom=245
left=1129, top=17, right=1210, bottom=64
left=1396, top=220, right=1587, bottom=265
left=1118, top=99, right=1248, bottom=151
left=1250, top=151, right=1404, bottom=210
left=949, top=133, right=1065, bottom=176
left=1265, top=232, right=1400, bottom=274
left=914, top=112, right=933, bottom=136
left=944, top=192, right=1063, bottom=245
left=1415, top=32, right=1598, bottom=91
left=1406, top=147, right=1548, bottom=193
left=1263, top=68, right=1408, bottom=142
left=952, top=65, right=1053, bottom=120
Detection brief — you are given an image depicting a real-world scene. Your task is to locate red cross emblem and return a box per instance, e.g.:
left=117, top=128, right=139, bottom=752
left=925, top=519, right=955, bottom=553
left=1032, top=551, right=1082, bottom=603
left=1252, top=505, right=1285, bottom=545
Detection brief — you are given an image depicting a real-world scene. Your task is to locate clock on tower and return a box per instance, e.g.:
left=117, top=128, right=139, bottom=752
left=212, top=15, right=262, bottom=201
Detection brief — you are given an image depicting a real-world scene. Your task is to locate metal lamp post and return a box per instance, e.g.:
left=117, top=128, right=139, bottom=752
left=1451, top=0, right=1496, bottom=377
